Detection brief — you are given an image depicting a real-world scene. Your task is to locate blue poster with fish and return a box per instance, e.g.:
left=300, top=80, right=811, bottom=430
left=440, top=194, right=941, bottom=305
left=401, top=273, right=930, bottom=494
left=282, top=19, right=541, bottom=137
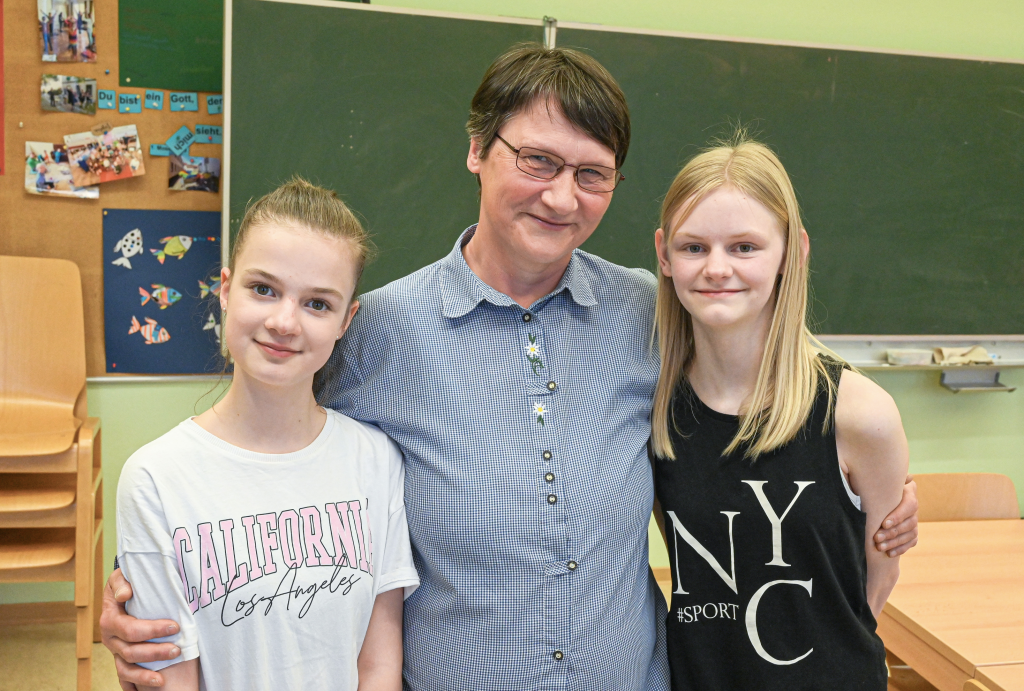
left=103, top=209, right=223, bottom=374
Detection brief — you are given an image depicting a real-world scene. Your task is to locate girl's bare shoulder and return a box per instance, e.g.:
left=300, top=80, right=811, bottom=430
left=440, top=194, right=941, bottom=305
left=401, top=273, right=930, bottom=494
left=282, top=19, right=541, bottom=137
left=834, top=369, right=906, bottom=464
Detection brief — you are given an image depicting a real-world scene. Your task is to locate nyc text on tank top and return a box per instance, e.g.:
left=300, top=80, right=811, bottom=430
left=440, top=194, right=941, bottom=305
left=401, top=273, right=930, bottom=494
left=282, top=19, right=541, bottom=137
left=653, top=359, right=886, bottom=691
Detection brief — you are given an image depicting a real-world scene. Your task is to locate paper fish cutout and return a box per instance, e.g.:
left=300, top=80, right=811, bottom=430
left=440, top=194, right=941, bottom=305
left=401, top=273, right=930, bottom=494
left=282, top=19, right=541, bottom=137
left=150, top=235, right=192, bottom=264
left=139, top=284, right=182, bottom=309
left=129, top=315, right=170, bottom=344
left=204, top=313, right=221, bottom=339
left=112, top=229, right=143, bottom=269
left=150, top=235, right=216, bottom=264
left=198, top=276, right=221, bottom=298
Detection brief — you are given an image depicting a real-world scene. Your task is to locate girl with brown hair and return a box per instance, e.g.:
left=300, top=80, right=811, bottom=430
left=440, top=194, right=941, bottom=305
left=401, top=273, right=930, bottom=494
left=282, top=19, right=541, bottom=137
left=115, top=178, right=418, bottom=691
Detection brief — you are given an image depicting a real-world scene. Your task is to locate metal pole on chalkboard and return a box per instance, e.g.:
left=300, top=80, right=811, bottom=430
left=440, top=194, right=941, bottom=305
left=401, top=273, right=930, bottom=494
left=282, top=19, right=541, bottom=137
left=544, top=17, right=557, bottom=49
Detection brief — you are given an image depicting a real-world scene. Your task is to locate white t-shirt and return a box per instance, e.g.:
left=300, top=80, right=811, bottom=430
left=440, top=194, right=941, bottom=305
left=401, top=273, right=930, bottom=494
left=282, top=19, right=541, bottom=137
left=117, top=410, right=419, bottom=691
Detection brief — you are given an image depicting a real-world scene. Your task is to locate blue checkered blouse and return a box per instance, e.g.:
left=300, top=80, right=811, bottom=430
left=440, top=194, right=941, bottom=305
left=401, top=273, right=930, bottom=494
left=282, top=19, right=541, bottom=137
left=322, top=227, right=669, bottom=691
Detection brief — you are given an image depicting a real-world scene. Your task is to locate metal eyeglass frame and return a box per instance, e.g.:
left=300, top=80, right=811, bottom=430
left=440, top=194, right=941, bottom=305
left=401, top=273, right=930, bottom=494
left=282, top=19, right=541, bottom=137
left=493, top=134, right=624, bottom=193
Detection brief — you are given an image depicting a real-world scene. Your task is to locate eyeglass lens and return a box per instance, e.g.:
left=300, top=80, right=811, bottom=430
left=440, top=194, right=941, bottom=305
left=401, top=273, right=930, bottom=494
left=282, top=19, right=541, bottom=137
left=516, top=147, right=620, bottom=192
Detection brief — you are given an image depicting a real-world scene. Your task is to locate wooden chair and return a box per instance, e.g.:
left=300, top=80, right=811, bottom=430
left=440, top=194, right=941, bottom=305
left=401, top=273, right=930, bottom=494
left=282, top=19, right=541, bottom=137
left=0, top=255, right=102, bottom=691
left=915, top=473, right=1020, bottom=522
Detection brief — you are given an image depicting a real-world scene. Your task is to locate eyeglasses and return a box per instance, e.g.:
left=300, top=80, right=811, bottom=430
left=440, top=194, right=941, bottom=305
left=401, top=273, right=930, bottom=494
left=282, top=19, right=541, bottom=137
left=494, top=134, right=624, bottom=193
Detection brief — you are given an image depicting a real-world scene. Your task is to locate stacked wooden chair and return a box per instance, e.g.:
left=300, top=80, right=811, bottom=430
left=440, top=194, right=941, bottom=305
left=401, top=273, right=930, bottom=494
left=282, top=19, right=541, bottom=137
left=0, top=255, right=103, bottom=691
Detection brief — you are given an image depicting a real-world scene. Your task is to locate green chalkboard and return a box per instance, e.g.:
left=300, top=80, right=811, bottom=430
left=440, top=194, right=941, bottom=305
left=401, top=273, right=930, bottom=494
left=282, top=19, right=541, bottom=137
left=558, top=27, right=1024, bottom=334
left=119, top=0, right=223, bottom=92
left=228, top=2, right=1024, bottom=333
left=228, top=0, right=541, bottom=291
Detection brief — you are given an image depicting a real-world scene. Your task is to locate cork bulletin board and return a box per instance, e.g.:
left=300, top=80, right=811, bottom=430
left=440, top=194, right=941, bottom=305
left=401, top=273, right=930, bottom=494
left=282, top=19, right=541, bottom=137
left=0, top=0, right=224, bottom=376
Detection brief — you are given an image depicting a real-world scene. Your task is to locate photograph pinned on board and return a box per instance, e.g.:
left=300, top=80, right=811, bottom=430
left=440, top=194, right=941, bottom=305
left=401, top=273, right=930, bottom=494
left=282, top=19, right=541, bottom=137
left=38, top=0, right=96, bottom=63
left=168, top=155, right=220, bottom=193
left=24, top=141, right=99, bottom=199
left=104, top=208, right=223, bottom=374
left=65, top=124, right=145, bottom=186
left=40, top=74, right=96, bottom=114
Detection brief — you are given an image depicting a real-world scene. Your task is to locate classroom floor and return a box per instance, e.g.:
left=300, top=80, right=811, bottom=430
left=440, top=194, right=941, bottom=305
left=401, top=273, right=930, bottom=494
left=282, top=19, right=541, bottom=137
left=0, top=623, right=120, bottom=691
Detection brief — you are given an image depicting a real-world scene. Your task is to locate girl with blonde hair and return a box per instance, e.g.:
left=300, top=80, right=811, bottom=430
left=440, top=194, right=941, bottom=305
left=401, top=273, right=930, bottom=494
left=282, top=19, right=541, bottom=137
left=651, top=136, right=907, bottom=690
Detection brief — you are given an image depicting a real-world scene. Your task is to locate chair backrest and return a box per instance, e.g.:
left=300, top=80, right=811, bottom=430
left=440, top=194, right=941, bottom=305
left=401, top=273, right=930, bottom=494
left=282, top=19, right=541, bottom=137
left=916, top=472, right=1020, bottom=521
left=0, top=256, right=86, bottom=455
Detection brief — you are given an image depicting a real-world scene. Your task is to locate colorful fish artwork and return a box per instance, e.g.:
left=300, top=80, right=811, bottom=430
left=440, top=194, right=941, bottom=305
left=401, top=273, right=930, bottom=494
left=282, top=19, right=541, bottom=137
left=103, top=209, right=222, bottom=374
left=150, top=235, right=217, bottom=264
left=139, top=284, right=182, bottom=309
left=128, top=315, right=171, bottom=344
left=204, top=313, right=221, bottom=339
left=198, top=276, right=221, bottom=298
left=112, top=229, right=144, bottom=269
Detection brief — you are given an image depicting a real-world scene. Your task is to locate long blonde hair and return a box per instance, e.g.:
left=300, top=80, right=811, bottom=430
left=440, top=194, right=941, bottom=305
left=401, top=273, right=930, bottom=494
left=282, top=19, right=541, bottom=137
left=651, top=135, right=838, bottom=461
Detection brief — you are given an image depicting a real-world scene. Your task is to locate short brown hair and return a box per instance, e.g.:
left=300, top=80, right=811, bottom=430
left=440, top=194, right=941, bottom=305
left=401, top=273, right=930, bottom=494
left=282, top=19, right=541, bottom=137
left=467, top=43, right=631, bottom=169
left=231, top=176, right=375, bottom=291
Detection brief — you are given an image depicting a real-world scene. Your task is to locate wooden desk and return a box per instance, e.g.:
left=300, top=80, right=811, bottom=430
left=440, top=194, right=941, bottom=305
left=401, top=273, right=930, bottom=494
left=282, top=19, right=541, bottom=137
left=977, top=665, right=1024, bottom=691
left=879, top=520, right=1024, bottom=691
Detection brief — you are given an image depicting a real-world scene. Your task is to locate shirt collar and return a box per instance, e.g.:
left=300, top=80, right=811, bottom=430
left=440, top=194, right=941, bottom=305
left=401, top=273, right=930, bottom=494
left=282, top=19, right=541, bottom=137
left=440, top=225, right=599, bottom=320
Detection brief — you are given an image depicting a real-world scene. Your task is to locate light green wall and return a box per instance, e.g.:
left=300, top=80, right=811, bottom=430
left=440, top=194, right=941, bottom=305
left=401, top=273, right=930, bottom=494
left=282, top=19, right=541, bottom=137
left=391, top=0, right=1024, bottom=62
left=4, top=0, right=1021, bottom=602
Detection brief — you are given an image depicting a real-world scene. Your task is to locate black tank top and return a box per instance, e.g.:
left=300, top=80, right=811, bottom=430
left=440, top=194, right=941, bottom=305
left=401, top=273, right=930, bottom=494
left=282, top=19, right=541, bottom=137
left=653, top=359, right=886, bottom=691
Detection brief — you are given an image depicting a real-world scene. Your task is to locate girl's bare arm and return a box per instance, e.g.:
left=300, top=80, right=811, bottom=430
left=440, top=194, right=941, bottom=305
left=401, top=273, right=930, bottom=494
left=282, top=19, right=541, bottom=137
left=835, top=370, right=910, bottom=618
left=357, top=589, right=404, bottom=690
left=138, top=659, right=199, bottom=691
